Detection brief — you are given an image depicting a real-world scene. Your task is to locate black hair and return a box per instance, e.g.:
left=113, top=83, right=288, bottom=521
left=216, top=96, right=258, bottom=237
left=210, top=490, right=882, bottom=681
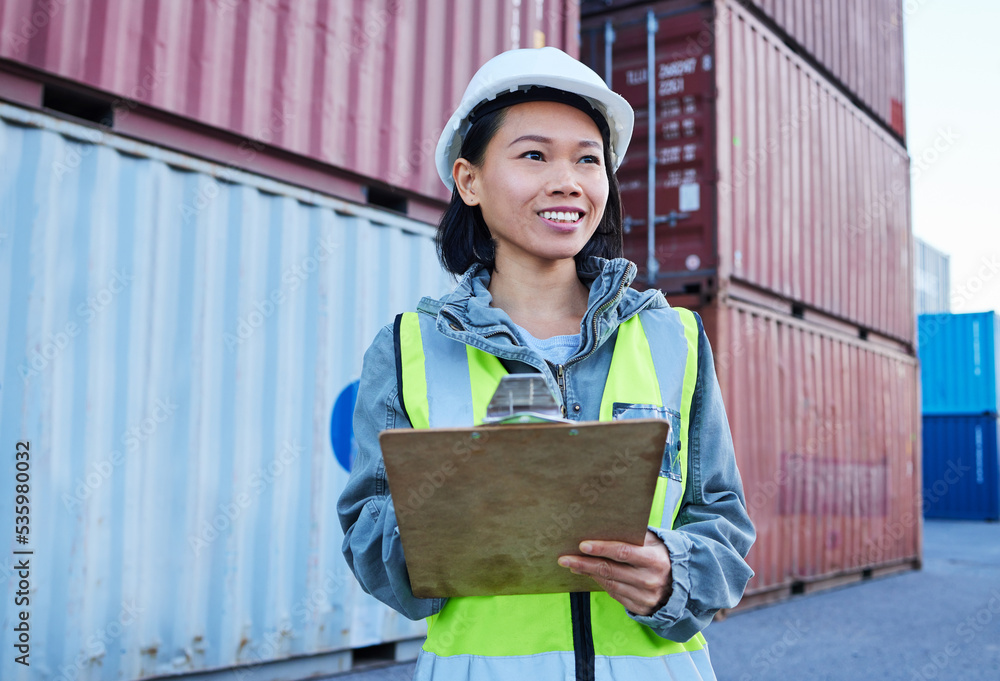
left=435, top=106, right=624, bottom=276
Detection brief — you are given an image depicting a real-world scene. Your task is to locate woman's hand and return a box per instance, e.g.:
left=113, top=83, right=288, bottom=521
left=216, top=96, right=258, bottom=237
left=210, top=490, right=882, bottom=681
left=558, top=530, right=672, bottom=616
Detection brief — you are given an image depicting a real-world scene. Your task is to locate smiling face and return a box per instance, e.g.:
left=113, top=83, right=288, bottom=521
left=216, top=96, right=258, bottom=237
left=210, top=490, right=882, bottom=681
left=453, top=100, right=610, bottom=270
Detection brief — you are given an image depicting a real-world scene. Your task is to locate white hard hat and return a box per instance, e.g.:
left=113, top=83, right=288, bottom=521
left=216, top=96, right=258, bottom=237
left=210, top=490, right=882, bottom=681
left=435, top=46, right=635, bottom=190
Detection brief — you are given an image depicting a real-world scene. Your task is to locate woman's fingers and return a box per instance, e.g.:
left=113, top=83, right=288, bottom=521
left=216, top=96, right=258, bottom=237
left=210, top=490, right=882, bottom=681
left=577, top=531, right=666, bottom=566
left=559, top=551, right=664, bottom=592
left=557, top=530, right=673, bottom=615
left=560, top=553, right=667, bottom=614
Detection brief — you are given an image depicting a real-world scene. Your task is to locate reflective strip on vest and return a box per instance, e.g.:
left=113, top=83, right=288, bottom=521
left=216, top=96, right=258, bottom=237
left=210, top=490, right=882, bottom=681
left=397, top=309, right=705, bottom=663
left=399, top=312, right=506, bottom=429
left=412, top=648, right=715, bottom=680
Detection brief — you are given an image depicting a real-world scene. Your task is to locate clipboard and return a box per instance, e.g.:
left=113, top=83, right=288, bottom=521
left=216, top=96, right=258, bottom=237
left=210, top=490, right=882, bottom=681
left=379, top=419, right=669, bottom=598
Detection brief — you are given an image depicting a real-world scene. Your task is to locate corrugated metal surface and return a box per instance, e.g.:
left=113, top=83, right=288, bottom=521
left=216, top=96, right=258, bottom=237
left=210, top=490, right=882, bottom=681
left=0, top=0, right=577, bottom=204
left=914, top=238, right=951, bottom=315
left=583, top=7, right=718, bottom=290
left=700, top=299, right=921, bottom=596
left=918, top=312, right=1000, bottom=416
left=714, top=0, right=913, bottom=344
left=581, top=0, right=915, bottom=345
left=581, top=0, right=907, bottom=139
left=738, top=0, right=906, bottom=139
left=922, top=415, right=1000, bottom=521
left=0, top=102, right=454, bottom=681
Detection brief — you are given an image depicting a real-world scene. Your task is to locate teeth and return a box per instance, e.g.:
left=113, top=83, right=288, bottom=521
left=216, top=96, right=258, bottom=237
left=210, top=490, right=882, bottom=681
left=539, top=211, right=582, bottom=223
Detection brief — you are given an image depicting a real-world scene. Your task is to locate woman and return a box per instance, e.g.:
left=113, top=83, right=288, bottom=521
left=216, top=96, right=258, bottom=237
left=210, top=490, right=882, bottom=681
left=338, top=47, right=755, bottom=681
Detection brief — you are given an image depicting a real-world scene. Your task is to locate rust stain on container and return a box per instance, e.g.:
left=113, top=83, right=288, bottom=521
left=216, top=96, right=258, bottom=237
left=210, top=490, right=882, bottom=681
left=582, top=0, right=914, bottom=346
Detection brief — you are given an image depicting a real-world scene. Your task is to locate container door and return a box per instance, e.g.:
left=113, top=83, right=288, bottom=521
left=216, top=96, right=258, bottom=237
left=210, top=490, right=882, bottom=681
left=581, top=5, right=717, bottom=293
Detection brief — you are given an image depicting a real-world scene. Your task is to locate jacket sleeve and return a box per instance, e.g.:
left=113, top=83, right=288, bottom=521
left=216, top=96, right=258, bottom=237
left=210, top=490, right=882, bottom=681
left=630, top=312, right=756, bottom=640
left=337, top=323, right=447, bottom=621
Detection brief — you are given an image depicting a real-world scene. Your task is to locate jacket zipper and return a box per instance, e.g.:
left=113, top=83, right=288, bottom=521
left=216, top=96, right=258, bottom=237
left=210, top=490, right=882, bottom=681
left=565, top=267, right=629, bottom=681
left=545, top=266, right=633, bottom=419
left=553, top=362, right=567, bottom=417
left=483, top=328, right=519, bottom=344
left=564, top=338, right=593, bottom=679
left=441, top=308, right=520, bottom=345
left=565, top=265, right=632, bottom=371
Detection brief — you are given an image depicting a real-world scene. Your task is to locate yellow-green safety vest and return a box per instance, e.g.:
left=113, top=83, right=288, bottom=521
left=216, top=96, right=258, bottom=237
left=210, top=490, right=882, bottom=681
left=396, top=307, right=709, bottom=681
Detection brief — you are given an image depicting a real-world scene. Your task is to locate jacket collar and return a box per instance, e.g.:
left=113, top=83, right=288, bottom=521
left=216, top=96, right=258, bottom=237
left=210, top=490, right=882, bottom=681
left=417, top=257, right=669, bottom=361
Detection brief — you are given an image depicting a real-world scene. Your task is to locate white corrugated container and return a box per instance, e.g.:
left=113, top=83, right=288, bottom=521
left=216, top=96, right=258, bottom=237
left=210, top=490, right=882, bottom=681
left=0, top=102, right=452, bottom=681
left=913, top=238, right=950, bottom=315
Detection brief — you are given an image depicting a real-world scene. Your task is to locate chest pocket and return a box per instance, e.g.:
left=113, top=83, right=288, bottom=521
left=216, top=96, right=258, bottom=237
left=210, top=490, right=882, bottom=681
left=611, top=403, right=682, bottom=481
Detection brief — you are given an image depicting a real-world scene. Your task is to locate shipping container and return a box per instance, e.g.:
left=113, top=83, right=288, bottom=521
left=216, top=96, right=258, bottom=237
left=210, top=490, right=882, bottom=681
left=0, top=102, right=456, bottom=681
left=692, top=298, right=922, bottom=601
left=581, top=0, right=914, bottom=346
left=0, top=0, right=578, bottom=215
left=913, top=238, right=951, bottom=315
left=922, top=415, right=1000, bottom=521
left=918, top=312, right=1000, bottom=416
left=582, top=0, right=907, bottom=139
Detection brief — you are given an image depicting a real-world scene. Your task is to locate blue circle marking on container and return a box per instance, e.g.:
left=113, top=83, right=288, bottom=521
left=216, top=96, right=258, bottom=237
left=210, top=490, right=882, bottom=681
left=331, top=380, right=360, bottom=472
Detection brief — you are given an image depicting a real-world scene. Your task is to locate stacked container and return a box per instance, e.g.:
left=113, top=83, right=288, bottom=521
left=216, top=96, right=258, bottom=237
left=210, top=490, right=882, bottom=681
left=918, top=312, right=1000, bottom=521
left=0, top=1, right=581, bottom=679
left=914, top=238, right=951, bottom=315
left=581, top=0, right=920, bottom=605
left=580, top=0, right=907, bottom=140
left=0, top=0, right=575, bottom=221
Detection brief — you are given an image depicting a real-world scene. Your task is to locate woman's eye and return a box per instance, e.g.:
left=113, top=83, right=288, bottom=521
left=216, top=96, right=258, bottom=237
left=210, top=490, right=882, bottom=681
left=521, top=150, right=544, bottom=161
left=579, top=155, right=600, bottom=165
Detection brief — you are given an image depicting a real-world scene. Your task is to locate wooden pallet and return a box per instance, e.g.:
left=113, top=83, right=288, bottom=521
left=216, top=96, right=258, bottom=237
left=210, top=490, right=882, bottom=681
left=715, top=559, right=920, bottom=620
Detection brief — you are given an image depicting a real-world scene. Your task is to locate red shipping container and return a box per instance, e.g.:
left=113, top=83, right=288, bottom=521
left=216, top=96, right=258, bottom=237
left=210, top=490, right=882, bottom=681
left=0, top=0, right=578, bottom=219
left=582, top=0, right=907, bottom=140
left=749, top=0, right=907, bottom=140
left=693, top=297, right=922, bottom=602
left=581, top=0, right=914, bottom=346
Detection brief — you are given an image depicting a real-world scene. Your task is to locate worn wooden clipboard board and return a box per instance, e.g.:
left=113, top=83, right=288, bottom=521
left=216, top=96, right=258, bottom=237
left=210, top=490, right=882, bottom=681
left=379, top=419, right=669, bottom=598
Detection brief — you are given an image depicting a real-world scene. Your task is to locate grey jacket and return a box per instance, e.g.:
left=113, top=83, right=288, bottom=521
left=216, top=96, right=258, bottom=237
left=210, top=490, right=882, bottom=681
left=337, top=256, right=755, bottom=642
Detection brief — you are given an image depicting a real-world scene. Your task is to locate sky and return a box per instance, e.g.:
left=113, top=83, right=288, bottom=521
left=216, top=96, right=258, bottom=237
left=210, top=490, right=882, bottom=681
left=905, top=0, right=1000, bottom=314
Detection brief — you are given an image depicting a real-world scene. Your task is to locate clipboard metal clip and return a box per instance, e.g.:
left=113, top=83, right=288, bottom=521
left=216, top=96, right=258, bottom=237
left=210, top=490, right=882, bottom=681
left=482, top=374, right=574, bottom=425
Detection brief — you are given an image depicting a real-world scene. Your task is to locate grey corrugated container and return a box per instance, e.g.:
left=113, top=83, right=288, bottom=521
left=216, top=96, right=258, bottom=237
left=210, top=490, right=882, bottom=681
left=913, top=238, right=950, bottom=315
left=0, top=102, right=453, bottom=681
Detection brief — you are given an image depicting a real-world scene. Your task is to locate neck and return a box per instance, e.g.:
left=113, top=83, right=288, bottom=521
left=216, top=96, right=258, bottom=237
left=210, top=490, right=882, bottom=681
left=487, top=254, right=590, bottom=338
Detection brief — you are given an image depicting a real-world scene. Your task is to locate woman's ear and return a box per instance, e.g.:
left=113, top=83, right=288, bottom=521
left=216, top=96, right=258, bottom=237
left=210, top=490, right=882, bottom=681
left=453, top=158, right=479, bottom=207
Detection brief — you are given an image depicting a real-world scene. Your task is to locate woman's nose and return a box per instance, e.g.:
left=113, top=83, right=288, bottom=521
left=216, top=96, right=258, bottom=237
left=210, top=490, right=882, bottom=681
left=546, top=162, right=583, bottom=195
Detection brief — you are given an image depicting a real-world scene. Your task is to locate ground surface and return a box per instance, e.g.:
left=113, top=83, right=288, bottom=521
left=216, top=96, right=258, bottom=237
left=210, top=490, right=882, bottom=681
left=319, top=519, right=1000, bottom=680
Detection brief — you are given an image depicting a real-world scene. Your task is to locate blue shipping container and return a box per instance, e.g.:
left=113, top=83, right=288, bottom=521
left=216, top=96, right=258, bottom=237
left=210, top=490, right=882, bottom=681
left=921, top=415, right=1000, bottom=520
left=918, top=312, right=1000, bottom=415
